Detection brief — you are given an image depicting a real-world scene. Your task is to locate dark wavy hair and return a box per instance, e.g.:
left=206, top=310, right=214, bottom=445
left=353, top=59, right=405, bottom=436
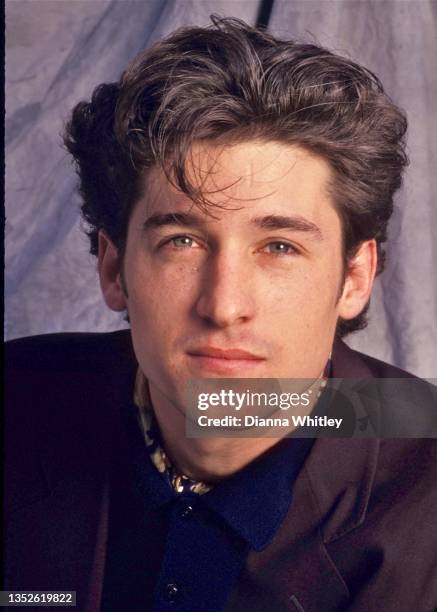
left=64, top=16, right=408, bottom=337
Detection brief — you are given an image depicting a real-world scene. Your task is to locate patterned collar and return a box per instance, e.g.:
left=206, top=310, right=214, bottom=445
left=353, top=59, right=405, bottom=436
left=134, top=370, right=213, bottom=494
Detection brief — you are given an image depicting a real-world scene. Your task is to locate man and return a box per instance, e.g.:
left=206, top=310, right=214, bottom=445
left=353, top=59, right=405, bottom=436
left=5, top=16, right=437, bottom=612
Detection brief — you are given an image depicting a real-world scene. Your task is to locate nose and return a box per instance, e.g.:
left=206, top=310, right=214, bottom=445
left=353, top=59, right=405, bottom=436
left=195, top=251, right=256, bottom=328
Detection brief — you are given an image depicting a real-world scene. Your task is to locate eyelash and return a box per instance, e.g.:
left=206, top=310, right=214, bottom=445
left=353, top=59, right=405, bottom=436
left=262, top=242, right=299, bottom=256
left=168, top=235, right=200, bottom=248
left=160, top=235, right=299, bottom=256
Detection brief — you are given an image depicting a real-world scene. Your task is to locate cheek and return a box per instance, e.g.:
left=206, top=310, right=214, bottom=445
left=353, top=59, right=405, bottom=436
left=261, top=264, right=341, bottom=317
left=127, top=258, right=201, bottom=323
left=126, top=261, right=202, bottom=379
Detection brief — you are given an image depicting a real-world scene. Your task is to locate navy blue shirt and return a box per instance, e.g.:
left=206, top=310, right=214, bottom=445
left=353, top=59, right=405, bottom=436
left=101, top=404, right=314, bottom=611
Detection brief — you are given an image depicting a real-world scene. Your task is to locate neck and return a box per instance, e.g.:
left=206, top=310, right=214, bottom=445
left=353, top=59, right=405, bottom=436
left=147, top=381, right=317, bottom=482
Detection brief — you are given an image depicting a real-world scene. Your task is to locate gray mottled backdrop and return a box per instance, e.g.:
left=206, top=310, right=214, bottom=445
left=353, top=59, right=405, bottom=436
left=5, top=0, right=437, bottom=377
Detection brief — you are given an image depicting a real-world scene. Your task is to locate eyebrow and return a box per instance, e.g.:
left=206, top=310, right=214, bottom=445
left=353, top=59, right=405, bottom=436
left=252, top=215, right=323, bottom=240
left=143, top=212, right=202, bottom=230
left=143, top=211, right=323, bottom=240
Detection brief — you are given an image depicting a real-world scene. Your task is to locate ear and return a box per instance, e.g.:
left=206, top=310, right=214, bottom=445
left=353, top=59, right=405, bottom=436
left=98, top=230, right=127, bottom=312
left=337, top=240, right=378, bottom=320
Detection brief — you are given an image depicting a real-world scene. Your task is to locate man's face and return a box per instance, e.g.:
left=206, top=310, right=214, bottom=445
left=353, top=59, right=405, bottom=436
left=107, top=141, right=363, bottom=409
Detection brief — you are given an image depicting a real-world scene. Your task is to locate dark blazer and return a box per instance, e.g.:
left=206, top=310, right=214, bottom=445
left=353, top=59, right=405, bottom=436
left=4, top=331, right=437, bottom=611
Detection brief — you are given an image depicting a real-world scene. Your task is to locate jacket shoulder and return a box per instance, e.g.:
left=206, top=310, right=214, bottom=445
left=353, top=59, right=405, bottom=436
left=4, top=331, right=136, bottom=515
left=354, top=350, right=416, bottom=378
left=5, top=329, right=135, bottom=371
left=4, top=329, right=137, bottom=424
left=332, top=339, right=417, bottom=379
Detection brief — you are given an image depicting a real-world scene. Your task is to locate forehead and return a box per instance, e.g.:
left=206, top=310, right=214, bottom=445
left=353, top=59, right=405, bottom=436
left=135, top=140, right=337, bottom=227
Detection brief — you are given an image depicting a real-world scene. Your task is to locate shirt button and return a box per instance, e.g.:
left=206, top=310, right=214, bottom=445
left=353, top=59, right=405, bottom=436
left=164, top=583, right=179, bottom=603
left=180, top=504, right=194, bottom=518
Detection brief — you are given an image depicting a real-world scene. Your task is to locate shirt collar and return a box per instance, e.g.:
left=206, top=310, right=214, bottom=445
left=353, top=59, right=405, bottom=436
left=200, top=436, right=314, bottom=551
left=130, top=400, right=313, bottom=552
left=133, top=370, right=315, bottom=551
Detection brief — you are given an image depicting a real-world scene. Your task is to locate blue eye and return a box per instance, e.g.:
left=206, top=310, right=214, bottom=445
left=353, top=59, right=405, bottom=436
left=264, top=242, right=297, bottom=255
left=171, top=236, right=196, bottom=248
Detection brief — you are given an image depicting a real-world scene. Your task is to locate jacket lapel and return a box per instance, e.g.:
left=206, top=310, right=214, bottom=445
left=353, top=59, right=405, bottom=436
left=226, top=340, right=380, bottom=610
left=225, top=435, right=379, bottom=611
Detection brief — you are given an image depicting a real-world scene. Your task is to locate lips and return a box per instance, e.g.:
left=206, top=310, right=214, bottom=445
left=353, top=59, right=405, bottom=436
left=186, top=346, right=265, bottom=374
left=187, top=347, right=264, bottom=360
